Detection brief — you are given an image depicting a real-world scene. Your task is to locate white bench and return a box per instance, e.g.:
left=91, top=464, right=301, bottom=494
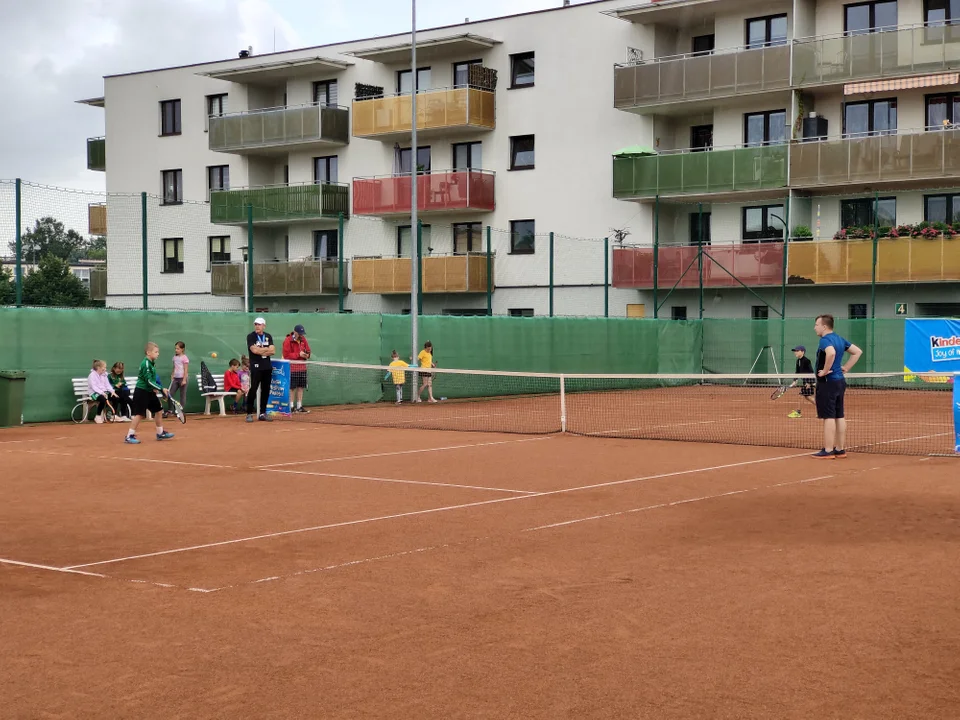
left=71, top=377, right=151, bottom=422
left=195, top=373, right=234, bottom=416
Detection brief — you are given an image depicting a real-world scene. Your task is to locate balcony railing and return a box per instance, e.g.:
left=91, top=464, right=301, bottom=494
left=88, top=203, right=107, bottom=236
left=790, top=128, right=960, bottom=188
left=352, top=253, right=492, bottom=294
left=89, top=267, right=107, bottom=301
left=353, top=170, right=495, bottom=215
left=793, top=23, right=960, bottom=87
left=787, top=236, right=960, bottom=284
left=612, top=243, right=786, bottom=289
left=208, top=103, right=349, bottom=153
left=87, top=137, right=105, bottom=172
left=210, top=183, right=349, bottom=225
left=211, top=260, right=346, bottom=297
left=613, top=144, right=788, bottom=198
left=614, top=44, right=790, bottom=110
left=352, top=87, right=495, bottom=139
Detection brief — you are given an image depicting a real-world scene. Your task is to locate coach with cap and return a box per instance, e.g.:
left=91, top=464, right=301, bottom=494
left=246, top=316, right=275, bottom=422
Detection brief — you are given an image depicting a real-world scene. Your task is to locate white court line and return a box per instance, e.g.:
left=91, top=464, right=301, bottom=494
left=262, top=468, right=538, bottom=495
left=851, top=431, right=952, bottom=450
left=525, top=475, right=834, bottom=531
left=96, top=456, right=236, bottom=470
left=0, top=557, right=106, bottom=578
left=0, top=437, right=69, bottom=445
left=254, top=436, right=552, bottom=469
left=585, top=417, right=747, bottom=436
left=64, top=449, right=813, bottom=570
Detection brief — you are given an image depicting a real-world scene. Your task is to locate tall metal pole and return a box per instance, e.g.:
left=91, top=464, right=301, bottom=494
left=780, top=195, right=790, bottom=374
left=603, top=237, right=609, bottom=318
left=14, top=178, right=22, bottom=307
left=247, top=203, right=255, bottom=314
left=653, top=195, right=659, bottom=319
left=486, top=225, right=492, bottom=316
left=141, top=192, right=149, bottom=310
left=549, top=231, right=555, bottom=317
left=337, top=212, right=345, bottom=312
left=697, top=201, right=704, bottom=320
left=870, top=191, right=879, bottom=319
left=410, top=0, right=419, bottom=373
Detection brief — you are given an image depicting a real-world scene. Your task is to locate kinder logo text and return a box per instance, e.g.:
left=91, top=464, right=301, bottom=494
left=930, top=335, right=960, bottom=362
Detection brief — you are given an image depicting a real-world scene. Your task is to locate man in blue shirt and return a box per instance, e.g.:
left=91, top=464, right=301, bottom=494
left=813, top=313, right=863, bottom=459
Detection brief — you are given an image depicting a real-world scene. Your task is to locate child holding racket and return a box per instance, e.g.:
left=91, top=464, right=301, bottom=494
left=125, top=342, right=174, bottom=444
left=164, top=341, right=189, bottom=419
left=787, top=345, right=816, bottom=418
left=87, top=359, right=119, bottom=424
left=415, top=341, right=438, bottom=403
left=386, top=350, right=409, bottom=404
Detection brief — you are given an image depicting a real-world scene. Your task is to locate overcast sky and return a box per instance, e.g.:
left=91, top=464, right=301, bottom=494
left=0, top=0, right=571, bottom=191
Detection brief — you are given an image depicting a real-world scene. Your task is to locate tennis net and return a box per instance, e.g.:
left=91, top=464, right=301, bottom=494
left=285, top=361, right=957, bottom=457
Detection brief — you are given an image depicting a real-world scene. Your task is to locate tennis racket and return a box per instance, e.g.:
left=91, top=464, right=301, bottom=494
left=167, top=395, right=187, bottom=424
left=770, top=385, right=789, bottom=400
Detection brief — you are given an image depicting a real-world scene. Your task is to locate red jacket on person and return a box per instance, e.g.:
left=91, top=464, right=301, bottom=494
left=282, top=333, right=311, bottom=372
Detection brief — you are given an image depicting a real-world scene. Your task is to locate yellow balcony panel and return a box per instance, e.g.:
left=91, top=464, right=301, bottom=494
left=351, top=254, right=491, bottom=294
left=211, top=261, right=344, bottom=297
left=352, top=87, right=495, bottom=140
left=88, top=203, right=107, bottom=236
left=788, top=236, right=960, bottom=284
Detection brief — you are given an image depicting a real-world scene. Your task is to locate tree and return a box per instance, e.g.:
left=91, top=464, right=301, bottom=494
left=0, top=265, right=13, bottom=305
left=86, top=235, right=107, bottom=261
left=21, top=255, right=88, bottom=307
left=10, top=217, right=88, bottom=264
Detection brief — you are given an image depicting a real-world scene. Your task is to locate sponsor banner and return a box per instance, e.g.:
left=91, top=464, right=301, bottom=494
left=266, top=359, right=290, bottom=417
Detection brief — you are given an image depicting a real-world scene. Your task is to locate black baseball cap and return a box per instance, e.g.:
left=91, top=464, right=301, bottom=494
left=294, top=324, right=306, bottom=334
left=791, top=345, right=806, bottom=352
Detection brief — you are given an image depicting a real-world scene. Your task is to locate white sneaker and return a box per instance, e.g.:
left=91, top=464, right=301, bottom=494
left=94, top=414, right=104, bottom=424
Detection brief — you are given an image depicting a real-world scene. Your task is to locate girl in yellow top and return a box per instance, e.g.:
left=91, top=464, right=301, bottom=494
left=387, top=350, right=409, bottom=404
left=416, top=340, right=438, bottom=403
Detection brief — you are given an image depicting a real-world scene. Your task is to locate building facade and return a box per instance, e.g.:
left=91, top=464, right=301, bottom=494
left=81, top=0, right=960, bottom=319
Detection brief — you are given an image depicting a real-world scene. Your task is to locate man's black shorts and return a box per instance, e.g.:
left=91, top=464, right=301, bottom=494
left=800, top=381, right=815, bottom=397
left=816, top=378, right=846, bottom=419
left=290, top=370, right=308, bottom=389
left=131, top=387, right=162, bottom=417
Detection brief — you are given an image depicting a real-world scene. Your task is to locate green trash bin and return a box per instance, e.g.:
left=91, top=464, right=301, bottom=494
left=0, top=370, right=27, bottom=427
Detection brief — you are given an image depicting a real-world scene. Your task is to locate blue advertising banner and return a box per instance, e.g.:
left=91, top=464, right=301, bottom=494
left=955, top=380, right=960, bottom=454
left=904, top=319, right=960, bottom=381
left=266, top=359, right=290, bottom=417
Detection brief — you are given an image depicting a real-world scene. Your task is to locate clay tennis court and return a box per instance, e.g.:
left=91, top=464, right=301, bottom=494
left=1, top=416, right=958, bottom=718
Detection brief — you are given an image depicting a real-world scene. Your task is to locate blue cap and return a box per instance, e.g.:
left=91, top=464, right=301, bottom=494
left=294, top=324, right=306, bottom=334
left=791, top=345, right=806, bottom=352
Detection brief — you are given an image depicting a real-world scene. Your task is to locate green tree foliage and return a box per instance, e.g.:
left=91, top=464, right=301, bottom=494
left=0, top=265, right=14, bottom=304
left=86, top=235, right=107, bottom=261
left=10, top=217, right=89, bottom=264
left=22, top=255, right=89, bottom=307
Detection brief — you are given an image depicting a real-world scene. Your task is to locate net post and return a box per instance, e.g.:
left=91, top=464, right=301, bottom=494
left=485, top=225, right=492, bottom=316
left=337, top=211, right=345, bottom=313
left=549, top=231, right=555, bottom=318
left=559, top=374, right=567, bottom=433
left=653, top=195, right=659, bottom=319
left=14, top=178, right=22, bottom=307
left=246, top=203, right=255, bottom=314
left=140, top=191, right=148, bottom=310
left=603, top=237, right=609, bottom=318
left=697, top=202, right=704, bottom=320
left=416, top=219, right=423, bottom=316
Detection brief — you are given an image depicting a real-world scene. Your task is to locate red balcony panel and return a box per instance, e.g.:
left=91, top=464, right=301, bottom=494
left=613, top=244, right=785, bottom=289
left=353, top=170, right=495, bottom=216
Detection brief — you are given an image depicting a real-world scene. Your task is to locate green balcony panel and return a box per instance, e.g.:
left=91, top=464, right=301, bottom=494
left=209, top=105, right=349, bottom=154
left=210, top=184, right=349, bottom=225
left=87, top=137, right=105, bottom=172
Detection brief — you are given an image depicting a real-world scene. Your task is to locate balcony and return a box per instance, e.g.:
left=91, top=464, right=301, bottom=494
left=88, top=203, right=107, bottom=236
left=211, top=260, right=346, bottom=297
left=352, top=87, right=495, bottom=140
left=787, top=237, right=960, bottom=285
left=793, top=24, right=960, bottom=88
left=208, top=103, right=349, bottom=155
left=210, top=183, right=349, bottom=225
left=89, top=267, right=107, bottom=301
left=87, top=137, right=105, bottom=172
left=612, top=244, right=785, bottom=289
left=351, top=253, right=492, bottom=294
left=353, top=170, right=495, bottom=216
left=613, top=145, right=788, bottom=200
left=790, top=128, right=960, bottom=190
left=614, top=44, right=790, bottom=113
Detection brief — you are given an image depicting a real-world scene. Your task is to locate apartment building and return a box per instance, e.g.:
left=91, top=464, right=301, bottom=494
left=81, top=0, right=960, bottom=319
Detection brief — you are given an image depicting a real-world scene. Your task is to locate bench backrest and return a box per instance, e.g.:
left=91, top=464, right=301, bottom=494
left=195, top=373, right=226, bottom=393
left=72, top=377, right=137, bottom=400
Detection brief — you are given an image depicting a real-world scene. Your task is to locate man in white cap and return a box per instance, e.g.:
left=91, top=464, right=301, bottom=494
left=246, top=316, right=275, bottom=422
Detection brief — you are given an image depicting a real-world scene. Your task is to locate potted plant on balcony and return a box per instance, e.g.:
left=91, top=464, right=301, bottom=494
left=792, top=225, right=813, bottom=241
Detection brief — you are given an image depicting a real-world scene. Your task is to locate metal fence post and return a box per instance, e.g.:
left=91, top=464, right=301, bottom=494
left=14, top=178, right=22, bottom=307
left=141, top=192, right=148, bottom=310
left=697, top=202, right=704, bottom=320
left=653, top=195, right=660, bottom=318
left=486, top=225, right=492, bottom=316
left=604, top=237, right=609, bottom=318
left=246, top=203, right=254, bottom=314
left=549, top=231, right=555, bottom=318
left=337, top=212, right=345, bottom=313
left=416, top=219, right=423, bottom=316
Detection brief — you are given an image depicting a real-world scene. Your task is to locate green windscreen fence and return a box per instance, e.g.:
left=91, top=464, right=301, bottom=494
left=1, top=308, right=909, bottom=423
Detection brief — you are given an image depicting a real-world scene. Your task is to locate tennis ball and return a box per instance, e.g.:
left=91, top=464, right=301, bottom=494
left=211, top=352, right=218, bottom=358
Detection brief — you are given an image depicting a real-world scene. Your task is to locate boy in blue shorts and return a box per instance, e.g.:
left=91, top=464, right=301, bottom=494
left=125, top=342, right=175, bottom=444
left=812, top=314, right=862, bottom=459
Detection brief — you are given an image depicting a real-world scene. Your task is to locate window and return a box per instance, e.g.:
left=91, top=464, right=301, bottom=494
left=916, top=302, right=960, bottom=317
left=313, top=230, right=339, bottom=260
left=207, top=165, right=229, bottom=195
left=691, top=125, right=713, bottom=151
left=509, top=308, right=535, bottom=317
left=398, top=67, right=431, bottom=94
left=161, top=169, right=183, bottom=205
left=160, top=99, right=182, bottom=136
left=443, top=309, right=489, bottom=316
left=692, top=34, right=715, bottom=54
left=208, top=236, right=230, bottom=271
left=924, top=194, right=960, bottom=223
left=510, top=135, right=535, bottom=170
left=751, top=305, right=770, bottom=319
left=841, top=197, right=896, bottom=227
left=849, top=303, right=868, bottom=319
left=926, top=93, right=960, bottom=129
left=510, top=219, right=535, bottom=254
left=453, top=142, right=482, bottom=170
left=744, top=110, right=786, bottom=146
left=745, top=14, right=788, bottom=48
left=399, top=146, right=431, bottom=175
left=689, top=213, right=712, bottom=245
left=453, top=59, right=482, bottom=88
left=510, top=52, right=535, bottom=88
left=742, top=204, right=785, bottom=242
left=925, top=0, right=960, bottom=24
left=284, top=165, right=290, bottom=185
left=314, top=156, right=339, bottom=184
left=453, top=222, right=482, bottom=254
left=313, top=80, right=339, bottom=107
left=163, top=238, right=184, bottom=273
left=844, top=99, right=897, bottom=136
left=397, top=225, right=432, bottom=258
left=207, top=94, right=227, bottom=118
left=844, top=0, right=898, bottom=33
left=671, top=306, right=688, bottom=320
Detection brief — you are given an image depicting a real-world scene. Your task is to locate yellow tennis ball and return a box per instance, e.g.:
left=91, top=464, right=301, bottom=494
left=211, top=352, right=218, bottom=358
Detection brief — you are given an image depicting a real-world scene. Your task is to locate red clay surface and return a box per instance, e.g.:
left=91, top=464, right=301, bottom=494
left=1, top=417, right=958, bottom=719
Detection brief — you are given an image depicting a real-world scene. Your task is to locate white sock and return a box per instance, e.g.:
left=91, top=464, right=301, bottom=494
left=156, top=426, right=163, bottom=435
left=127, top=428, right=135, bottom=437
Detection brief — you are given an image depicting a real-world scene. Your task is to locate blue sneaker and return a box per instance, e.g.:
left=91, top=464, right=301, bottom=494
left=156, top=431, right=175, bottom=440
left=246, top=414, right=255, bottom=423
left=811, top=448, right=834, bottom=459
left=124, top=435, right=140, bottom=445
